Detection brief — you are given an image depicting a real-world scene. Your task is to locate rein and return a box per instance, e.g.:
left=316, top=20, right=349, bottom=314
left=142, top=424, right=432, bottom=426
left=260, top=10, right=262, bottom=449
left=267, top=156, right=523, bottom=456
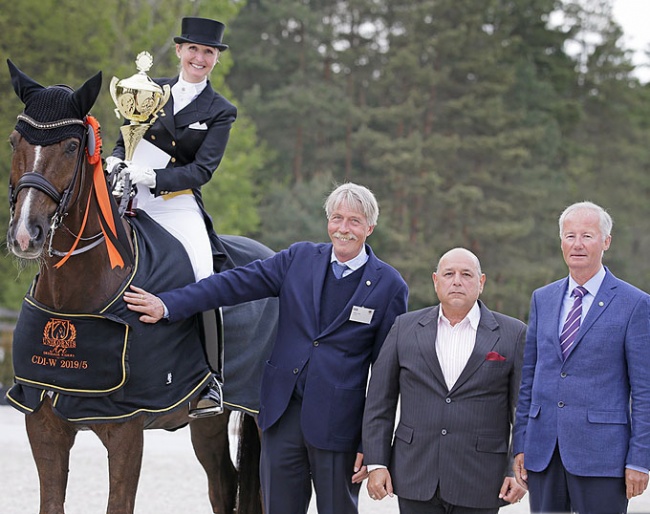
left=10, top=113, right=131, bottom=269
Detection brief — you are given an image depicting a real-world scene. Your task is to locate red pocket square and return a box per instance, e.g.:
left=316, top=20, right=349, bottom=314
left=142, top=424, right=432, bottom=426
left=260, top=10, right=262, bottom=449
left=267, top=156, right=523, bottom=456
left=486, top=351, right=506, bottom=361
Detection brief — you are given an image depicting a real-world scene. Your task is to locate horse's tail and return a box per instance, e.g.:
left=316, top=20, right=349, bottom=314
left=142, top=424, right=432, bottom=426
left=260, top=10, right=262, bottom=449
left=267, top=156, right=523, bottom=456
left=236, top=412, right=262, bottom=514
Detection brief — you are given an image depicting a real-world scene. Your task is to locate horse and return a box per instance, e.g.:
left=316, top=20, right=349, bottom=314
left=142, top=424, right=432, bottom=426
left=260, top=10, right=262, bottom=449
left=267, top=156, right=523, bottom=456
left=4, top=60, right=276, bottom=514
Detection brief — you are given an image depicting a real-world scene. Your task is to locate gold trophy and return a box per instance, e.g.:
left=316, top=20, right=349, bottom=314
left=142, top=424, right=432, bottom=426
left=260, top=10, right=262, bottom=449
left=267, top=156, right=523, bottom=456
left=109, top=51, right=170, bottom=161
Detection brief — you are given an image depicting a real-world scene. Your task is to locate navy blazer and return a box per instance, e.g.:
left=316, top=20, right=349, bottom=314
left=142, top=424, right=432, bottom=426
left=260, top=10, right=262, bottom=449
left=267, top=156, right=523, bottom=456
left=513, top=269, right=650, bottom=476
left=160, top=241, right=408, bottom=452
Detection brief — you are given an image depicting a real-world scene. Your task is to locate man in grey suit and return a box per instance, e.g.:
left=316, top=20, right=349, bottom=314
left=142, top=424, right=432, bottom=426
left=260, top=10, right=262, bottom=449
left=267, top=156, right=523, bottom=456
left=363, top=247, right=527, bottom=513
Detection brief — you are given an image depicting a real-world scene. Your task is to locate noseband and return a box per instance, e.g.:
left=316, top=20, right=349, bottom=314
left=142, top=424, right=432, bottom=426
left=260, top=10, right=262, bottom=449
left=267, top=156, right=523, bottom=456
left=9, top=113, right=93, bottom=255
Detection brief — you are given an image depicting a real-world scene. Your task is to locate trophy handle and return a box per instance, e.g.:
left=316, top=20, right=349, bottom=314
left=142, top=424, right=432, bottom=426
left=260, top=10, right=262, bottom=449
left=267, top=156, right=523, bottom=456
left=109, top=77, right=121, bottom=119
left=151, top=84, right=171, bottom=123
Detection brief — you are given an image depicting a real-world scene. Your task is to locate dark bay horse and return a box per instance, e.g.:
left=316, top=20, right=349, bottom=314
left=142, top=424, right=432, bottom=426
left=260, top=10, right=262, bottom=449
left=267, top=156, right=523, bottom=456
left=4, top=60, right=275, bottom=514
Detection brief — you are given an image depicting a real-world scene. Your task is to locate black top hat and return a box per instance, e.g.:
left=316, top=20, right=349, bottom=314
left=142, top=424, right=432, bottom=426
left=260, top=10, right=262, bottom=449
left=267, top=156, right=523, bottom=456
left=174, top=17, right=229, bottom=51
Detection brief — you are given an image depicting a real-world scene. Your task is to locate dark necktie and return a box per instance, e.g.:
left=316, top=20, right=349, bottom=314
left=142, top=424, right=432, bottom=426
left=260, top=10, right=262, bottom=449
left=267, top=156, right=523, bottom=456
left=560, top=286, right=588, bottom=359
left=331, top=261, right=348, bottom=279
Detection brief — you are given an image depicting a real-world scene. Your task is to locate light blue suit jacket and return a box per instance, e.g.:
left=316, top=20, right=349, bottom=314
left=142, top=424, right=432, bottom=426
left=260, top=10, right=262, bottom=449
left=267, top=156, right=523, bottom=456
left=513, top=268, right=650, bottom=476
left=160, top=241, right=408, bottom=452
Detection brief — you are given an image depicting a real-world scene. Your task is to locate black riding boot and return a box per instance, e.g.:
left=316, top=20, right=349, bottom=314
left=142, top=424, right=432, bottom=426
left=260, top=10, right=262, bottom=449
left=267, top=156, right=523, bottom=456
left=189, top=309, right=224, bottom=418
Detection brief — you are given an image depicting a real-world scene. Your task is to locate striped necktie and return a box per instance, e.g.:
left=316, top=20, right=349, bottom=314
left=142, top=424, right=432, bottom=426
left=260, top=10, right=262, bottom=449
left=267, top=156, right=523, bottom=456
left=560, top=286, right=588, bottom=359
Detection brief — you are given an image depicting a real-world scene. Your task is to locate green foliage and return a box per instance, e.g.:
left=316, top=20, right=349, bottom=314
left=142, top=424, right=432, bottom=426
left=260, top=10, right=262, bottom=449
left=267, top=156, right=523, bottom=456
left=228, top=0, right=650, bottom=317
left=201, top=115, right=262, bottom=234
left=255, top=175, right=335, bottom=250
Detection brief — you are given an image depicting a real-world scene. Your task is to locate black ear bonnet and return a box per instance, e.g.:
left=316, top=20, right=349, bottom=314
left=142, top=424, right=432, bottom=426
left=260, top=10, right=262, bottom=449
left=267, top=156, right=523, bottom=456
left=7, top=59, right=102, bottom=146
left=15, top=85, right=87, bottom=146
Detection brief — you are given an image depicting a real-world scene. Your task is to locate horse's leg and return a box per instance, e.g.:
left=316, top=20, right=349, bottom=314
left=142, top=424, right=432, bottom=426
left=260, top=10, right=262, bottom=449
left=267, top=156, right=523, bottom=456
left=93, top=416, right=145, bottom=514
left=25, top=397, right=78, bottom=514
left=235, top=413, right=263, bottom=514
left=190, top=409, right=237, bottom=514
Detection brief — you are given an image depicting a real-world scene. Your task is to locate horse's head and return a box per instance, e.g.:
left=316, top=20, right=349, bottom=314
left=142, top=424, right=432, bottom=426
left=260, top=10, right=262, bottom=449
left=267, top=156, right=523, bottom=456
left=6, top=59, right=102, bottom=259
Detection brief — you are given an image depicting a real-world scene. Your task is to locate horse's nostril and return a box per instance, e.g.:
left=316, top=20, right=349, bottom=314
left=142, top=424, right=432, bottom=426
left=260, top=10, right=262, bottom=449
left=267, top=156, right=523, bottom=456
left=33, top=224, right=44, bottom=243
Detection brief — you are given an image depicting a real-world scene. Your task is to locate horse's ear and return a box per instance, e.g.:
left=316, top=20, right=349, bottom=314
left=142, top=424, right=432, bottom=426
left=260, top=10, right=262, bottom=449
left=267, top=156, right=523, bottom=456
left=7, top=59, right=45, bottom=105
left=71, top=71, right=102, bottom=118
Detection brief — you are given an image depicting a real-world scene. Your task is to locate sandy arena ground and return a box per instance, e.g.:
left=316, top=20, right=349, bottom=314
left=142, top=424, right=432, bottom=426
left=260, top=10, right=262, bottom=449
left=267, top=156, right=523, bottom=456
left=2, top=405, right=650, bottom=513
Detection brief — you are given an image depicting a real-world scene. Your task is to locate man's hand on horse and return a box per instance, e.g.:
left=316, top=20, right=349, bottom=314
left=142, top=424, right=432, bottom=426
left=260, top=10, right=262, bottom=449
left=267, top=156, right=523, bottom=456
left=124, top=285, right=165, bottom=323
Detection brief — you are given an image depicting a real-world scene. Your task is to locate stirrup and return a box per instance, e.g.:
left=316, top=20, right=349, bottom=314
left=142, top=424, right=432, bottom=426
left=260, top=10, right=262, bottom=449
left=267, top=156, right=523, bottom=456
left=189, top=380, right=224, bottom=419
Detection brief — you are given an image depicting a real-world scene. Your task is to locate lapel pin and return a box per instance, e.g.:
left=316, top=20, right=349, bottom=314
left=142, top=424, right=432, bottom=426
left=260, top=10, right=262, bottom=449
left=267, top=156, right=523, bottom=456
left=598, top=301, right=604, bottom=307
left=366, top=280, right=371, bottom=286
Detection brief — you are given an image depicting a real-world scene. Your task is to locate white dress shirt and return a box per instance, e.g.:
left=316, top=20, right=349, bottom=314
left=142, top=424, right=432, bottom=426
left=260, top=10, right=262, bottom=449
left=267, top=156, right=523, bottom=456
left=436, top=302, right=481, bottom=390
left=171, top=76, right=207, bottom=114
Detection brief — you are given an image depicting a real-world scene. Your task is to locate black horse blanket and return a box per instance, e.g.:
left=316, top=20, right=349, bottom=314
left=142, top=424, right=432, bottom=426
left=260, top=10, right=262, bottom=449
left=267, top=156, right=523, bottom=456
left=218, top=235, right=278, bottom=414
left=6, top=212, right=212, bottom=422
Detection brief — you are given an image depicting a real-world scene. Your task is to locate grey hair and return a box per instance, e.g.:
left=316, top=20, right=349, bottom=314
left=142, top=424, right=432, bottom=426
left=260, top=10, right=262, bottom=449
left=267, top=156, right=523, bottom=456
left=559, top=201, right=612, bottom=241
left=324, top=183, right=379, bottom=226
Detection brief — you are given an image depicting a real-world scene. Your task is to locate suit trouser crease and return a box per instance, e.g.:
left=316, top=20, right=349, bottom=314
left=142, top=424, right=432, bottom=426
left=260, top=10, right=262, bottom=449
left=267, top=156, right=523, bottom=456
left=527, top=445, right=628, bottom=514
left=260, top=394, right=360, bottom=514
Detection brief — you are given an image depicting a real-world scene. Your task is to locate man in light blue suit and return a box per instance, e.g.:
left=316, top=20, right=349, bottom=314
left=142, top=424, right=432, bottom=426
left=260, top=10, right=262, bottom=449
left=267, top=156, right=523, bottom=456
left=513, top=201, right=650, bottom=513
left=124, top=183, right=408, bottom=514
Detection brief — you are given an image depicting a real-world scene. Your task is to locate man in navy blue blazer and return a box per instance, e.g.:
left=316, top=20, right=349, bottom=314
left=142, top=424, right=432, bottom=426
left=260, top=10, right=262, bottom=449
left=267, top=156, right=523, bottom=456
left=512, top=201, right=650, bottom=513
left=125, top=182, right=409, bottom=514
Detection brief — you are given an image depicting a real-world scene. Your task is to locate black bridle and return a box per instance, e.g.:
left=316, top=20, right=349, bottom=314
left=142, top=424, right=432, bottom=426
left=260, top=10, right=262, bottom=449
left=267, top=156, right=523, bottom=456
left=9, top=113, right=93, bottom=256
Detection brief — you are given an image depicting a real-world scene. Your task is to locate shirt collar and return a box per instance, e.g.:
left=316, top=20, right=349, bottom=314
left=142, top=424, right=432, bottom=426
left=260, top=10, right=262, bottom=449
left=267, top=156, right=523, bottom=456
left=568, top=266, right=606, bottom=298
left=438, top=301, right=481, bottom=329
left=330, top=246, right=368, bottom=271
left=174, top=75, right=207, bottom=95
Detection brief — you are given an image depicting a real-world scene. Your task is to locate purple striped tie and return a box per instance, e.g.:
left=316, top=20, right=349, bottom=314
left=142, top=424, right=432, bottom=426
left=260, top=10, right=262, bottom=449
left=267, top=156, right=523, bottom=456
left=560, top=286, right=588, bottom=359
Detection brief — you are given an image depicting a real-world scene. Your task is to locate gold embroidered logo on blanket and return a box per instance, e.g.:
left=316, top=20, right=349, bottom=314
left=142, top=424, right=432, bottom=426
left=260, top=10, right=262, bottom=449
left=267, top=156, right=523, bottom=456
left=15, top=299, right=130, bottom=391
left=43, top=318, right=77, bottom=358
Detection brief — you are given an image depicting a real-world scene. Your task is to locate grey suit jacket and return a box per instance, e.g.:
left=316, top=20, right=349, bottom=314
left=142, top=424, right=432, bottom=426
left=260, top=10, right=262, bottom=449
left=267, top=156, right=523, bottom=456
left=362, top=301, right=526, bottom=508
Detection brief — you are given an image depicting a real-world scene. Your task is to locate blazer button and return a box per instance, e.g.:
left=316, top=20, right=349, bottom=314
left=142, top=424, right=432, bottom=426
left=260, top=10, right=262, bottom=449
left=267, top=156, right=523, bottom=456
left=441, top=429, right=448, bottom=436
left=445, top=398, right=451, bottom=404
left=170, top=157, right=176, bottom=163
left=313, top=341, right=319, bottom=347
left=171, top=141, right=176, bottom=147
left=293, top=368, right=299, bottom=375
left=151, top=135, right=156, bottom=140
left=558, top=401, right=565, bottom=408
left=560, top=372, right=567, bottom=378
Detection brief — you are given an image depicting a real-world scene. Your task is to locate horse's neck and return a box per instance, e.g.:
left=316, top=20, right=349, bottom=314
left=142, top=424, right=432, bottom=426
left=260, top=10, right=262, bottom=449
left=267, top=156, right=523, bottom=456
left=34, top=218, right=133, bottom=313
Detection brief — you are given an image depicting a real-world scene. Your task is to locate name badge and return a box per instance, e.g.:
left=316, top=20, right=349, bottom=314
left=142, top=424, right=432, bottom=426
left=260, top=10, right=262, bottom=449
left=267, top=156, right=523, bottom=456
left=350, top=306, right=374, bottom=324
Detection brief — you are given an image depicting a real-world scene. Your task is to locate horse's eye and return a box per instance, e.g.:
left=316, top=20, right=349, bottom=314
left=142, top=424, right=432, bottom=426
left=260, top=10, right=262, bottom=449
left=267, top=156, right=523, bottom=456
left=65, top=140, right=80, bottom=155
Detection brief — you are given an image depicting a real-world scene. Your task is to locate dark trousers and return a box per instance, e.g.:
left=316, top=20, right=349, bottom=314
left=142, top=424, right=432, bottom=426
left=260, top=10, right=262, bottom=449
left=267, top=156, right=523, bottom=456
left=259, top=395, right=360, bottom=514
left=398, top=487, right=498, bottom=514
left=528, top=446, right=628, bottom=513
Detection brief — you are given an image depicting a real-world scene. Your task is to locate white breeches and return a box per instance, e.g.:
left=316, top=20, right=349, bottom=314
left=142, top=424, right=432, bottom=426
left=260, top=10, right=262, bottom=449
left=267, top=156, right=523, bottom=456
left=134, top=185, right=213, bottom=280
